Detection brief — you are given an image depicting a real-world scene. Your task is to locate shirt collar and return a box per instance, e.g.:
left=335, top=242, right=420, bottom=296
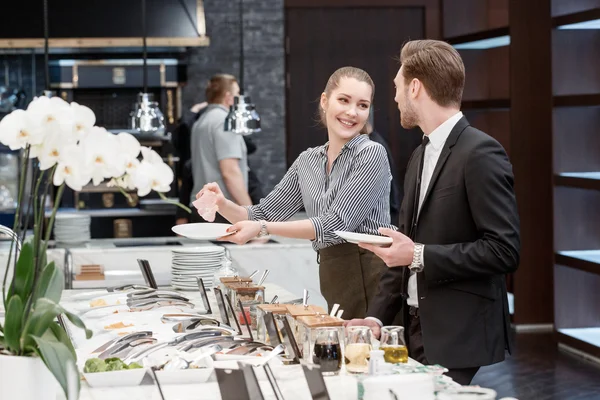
left=208, top=103, right=229, bottom=112
left=320, top=134, right=369, bottom=156
left=425, top=111, right=463, bottom=151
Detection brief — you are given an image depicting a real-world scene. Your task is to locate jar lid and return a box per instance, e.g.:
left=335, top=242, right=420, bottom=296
left=296, top=315, right=344, bottom=327
left=257, top=304, right=287, bottom=313
left=285, top=304, right=328, bottom=317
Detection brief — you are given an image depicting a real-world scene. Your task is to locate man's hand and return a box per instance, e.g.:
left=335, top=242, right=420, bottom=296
left=344, top=318, right=382, bottom=339
left=358, top=227, right=415, bottom=267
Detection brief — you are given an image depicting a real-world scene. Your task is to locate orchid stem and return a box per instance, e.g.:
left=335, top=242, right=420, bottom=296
left=158, top=192, right=191, bottom=214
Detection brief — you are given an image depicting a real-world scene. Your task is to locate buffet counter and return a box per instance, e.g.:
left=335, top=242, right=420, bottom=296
left=61, top=282, right=459, bottom=400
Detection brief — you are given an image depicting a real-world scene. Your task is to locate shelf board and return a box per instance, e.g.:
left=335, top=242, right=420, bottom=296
left=557, top=329, right=600, bottom=360
left=554, top=172, right=600, bottom=190
left=445, top=27, right=509, bottom=46
left=553, top=7, right=600, bottom=29
left=555, top=250, right=600, bottom=275
left=554, top=94, right=600, bottom=107
left=461, top=99, right=510, bottom=110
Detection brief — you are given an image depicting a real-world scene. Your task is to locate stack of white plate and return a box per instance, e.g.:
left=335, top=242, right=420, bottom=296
left=53, top=213, right=91, bottom=243
left=171, top=246, right=225, bottom=290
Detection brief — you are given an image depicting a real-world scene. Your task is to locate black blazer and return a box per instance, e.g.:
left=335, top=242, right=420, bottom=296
left=367, top=116, right=520, bottom=369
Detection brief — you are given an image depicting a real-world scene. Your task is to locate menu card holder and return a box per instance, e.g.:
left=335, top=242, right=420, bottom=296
left=215, top=364, right=265, bottom=400
left=301, top=363, right=331, bottom=400
left=264, top=363, right=285, bottom=400
left=238, top=298, right=254, bottom=341
left=196, top=277, right=212, bottom=314
left=263, top=312, right=283, bottom=346
left=136, top=259, right=158, bottom=289
left=213, top=287, right=231, bottom=326
left=224, top=293, right=243, bottom=335
left=278, top=315, right=302, bottom=363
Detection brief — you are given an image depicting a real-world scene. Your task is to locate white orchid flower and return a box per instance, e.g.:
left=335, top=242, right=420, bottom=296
left=70, top=102, right=96, bottom=141
left=0, top=109, right=38, bottom=150
left=140, top=146, right=163, bottom=164
left=131, top=159, right=174, bottom=197
left=35, top=128, right=69, bottom=171
left=80, top=127, right=124, bottom=185
left=26, top=96, right=74, bottom=144
left=115, top=132, right=141, bottom=172
left=107, top=174, right=136, bottom=191
left=53, top=144, right=91, bottom=191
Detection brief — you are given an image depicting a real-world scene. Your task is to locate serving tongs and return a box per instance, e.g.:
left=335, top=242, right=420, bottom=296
left=126, top=289, right=190, bottom=301
left=129, top=299, right=195, bottom=312
left=175, top=336, right=245, bottom=353
left=98, top=337, right=158, bottom=360
left=160, top=313, right=236, bottom=334
left=92, top=331, right=153, bottom=354
left=124, top=331, right=224, bottom=363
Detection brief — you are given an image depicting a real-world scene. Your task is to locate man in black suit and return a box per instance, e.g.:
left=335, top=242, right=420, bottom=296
left=346, top=39, right=520, bottom=385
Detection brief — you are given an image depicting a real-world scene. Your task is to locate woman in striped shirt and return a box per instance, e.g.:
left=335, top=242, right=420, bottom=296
left=196, top=66, right=396, bottom=319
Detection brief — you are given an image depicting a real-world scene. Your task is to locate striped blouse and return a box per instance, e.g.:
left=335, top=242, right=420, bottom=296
left=246, top=134, right=396, bottom=251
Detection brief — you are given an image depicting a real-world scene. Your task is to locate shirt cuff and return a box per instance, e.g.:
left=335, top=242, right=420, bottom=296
left=245, top=205, right=256, bottom=221
left=309, top=217, right=325, bottom=243
left=365, top=316, right=383, bottom=327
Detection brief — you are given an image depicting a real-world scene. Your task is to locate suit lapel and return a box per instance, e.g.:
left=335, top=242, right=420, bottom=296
left=419, top=117, right=470, bottom=215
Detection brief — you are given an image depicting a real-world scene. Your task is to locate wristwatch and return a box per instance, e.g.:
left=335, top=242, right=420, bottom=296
left=409, top=243, right=425, bottom=272
left=257, top=220, right=269, bottom=237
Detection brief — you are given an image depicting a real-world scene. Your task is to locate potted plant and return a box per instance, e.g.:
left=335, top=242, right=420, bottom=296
left=0, top=95, right=190, bottom=399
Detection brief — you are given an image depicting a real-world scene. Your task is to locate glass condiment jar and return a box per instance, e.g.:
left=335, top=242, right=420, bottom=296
left=212, top=253, right=238, bottom=290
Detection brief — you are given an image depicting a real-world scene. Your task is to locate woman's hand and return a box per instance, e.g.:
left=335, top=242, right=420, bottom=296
left=195, top=182, right=227, bottom=209
left=218, top=220, right=261, bottom=244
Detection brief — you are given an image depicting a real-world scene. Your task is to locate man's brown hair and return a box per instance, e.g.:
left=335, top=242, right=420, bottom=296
left=400, top=40, right=465, bottom=108
left=205, top=74, right=237, bottom=103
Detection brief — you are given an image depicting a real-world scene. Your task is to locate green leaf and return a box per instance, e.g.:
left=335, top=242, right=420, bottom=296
left=22, top=298, right=92, bottom=349
left=4, top=294, right=23, bottom=353
left=34, top=262, right=63, bottom=305
left=9, top=243, right=34, bottom=301
left=63, top=309, right=93, bottom=340
left=31, top=334, right=80, bottom=399
left=48, top=322, right=76, bottom=360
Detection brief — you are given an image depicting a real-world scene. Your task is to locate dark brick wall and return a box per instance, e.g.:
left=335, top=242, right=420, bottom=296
left=183, top=0, right=286, bottom=193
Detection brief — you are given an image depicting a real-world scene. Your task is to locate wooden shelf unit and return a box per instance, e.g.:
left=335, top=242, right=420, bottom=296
left=551, top=0, right=600, bottom=360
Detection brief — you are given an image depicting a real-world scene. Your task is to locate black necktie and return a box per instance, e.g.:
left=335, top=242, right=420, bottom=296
left=409, top=135, right=430, bottom=240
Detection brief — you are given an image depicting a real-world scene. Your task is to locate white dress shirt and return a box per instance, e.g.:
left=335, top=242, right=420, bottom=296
left=407, top=111, right=463, bottom=307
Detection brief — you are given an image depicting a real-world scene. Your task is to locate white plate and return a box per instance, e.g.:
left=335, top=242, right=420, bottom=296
left=83, top=368, right=147, bottom=387
left=154, top=368, right=214, bottom=385
left=334, top=231, right=393, bottom=246
left=171, top=246, right=225, bottom=254
left=171, top=223, right=235, bottom=240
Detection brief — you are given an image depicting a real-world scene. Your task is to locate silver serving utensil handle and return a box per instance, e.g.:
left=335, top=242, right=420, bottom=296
left=302, top=289, right=309, bottom=308
left=130, top=300, right=195, bottom=312
left=92, top=330, right=153, bottom=353
left=257, top=270, right=270, bottom=286
left=109, top=284, right=151, bottom=292
left=247, top=270, right=259, bottom=281
left=99, top=338, right=157, bottom=360
left=270, top=295, right=279, bottom=304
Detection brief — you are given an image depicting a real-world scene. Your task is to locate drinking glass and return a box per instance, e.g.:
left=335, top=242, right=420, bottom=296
left=344, top=326, right=372, bottom=374
left=312, top=327, right=342, bottom=375
left=380, top=326, right=408, bottom=363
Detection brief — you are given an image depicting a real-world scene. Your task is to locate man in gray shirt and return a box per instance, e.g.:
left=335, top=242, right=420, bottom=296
left=190, top=74, right=251, bottom=210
